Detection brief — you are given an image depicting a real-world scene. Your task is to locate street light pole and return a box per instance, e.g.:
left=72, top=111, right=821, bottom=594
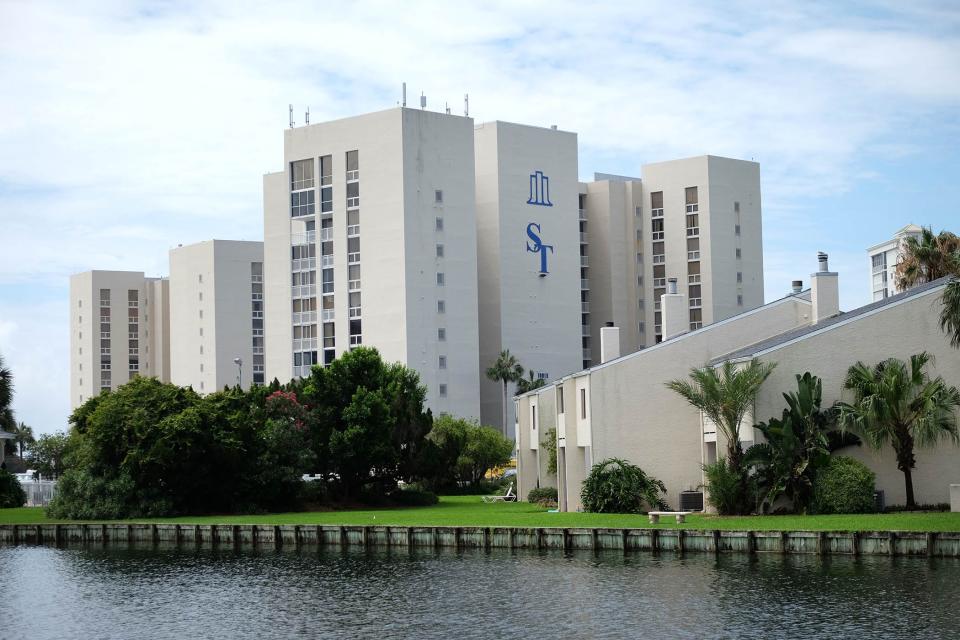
left=233, top=357, right=243, bottom=388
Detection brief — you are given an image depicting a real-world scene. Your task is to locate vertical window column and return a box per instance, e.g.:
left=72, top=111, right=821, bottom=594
left=579, top=193, right=590, bottom=369
left=346, top=150, right=362, bottom=348
left=99, top=288, right=111, bottom=390
left=127, top=289, right=139, bottom=377
left=290, top=157, right=318, bottom=378
left=251, top=262, right=265, bottom=384
left=651, top=191, right=665, bottom=343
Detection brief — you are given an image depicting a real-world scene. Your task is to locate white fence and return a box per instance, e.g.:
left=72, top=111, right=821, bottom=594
left=20, top=480, right=57, bottom=507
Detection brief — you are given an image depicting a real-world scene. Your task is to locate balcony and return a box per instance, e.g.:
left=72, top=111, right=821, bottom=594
left=346, top=196, right=359, bottom=209
left=651, top=208, right=664, bottom=218
left=689, top=298, right=702, bottom=308
left=582, top=348, right=592, bottom=360
left=578, top=208, right=587, bottom=220
left=579, top=232, right=588, bottom=243
left=349, top=306, right=362, bottom=318
left=688, top=251, right=700, bottom=260
left=293, top=338, right=318, bottom=352
left=318, top=228, right=333, bottom=242
left=292, top=231, right=316, bottom=245
left=580, top=278, right=589, bottom=290
left=349, top=334, right=362, bottom=346
left=652, top=254, right=665, bottom=264
left=688, top=274, right=701, bottom=284
left=654, top=324, right=662, bottom=335
left=348, top=279, right=361, bottom=292
left=580, top=255, right=589, bottom=267
left=292, top=311, right=317, bottom=325
left=321, top=309, right=334, bottom=322
left=292, top=284, right=317, bottom=298
left=292, top=257, right=317, bottom=271
left=346, top=169, right=359, bottom=182
left=652, top=231, right=664, bottom=241
left=581, top=301, right=589, bottom=313
left=653, top=278, right=666, bottom=288
left=686, top=203, right=699, bottom=213
left=686, top=227, right=699, bottom=237
left=348, top=252, right=360, bottom=265
left=347, top=224, right=360, bottom=237
left=581, top=324, right=591, bottom=337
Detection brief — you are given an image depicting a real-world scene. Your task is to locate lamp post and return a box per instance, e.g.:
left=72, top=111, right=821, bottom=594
left=233, top=357, right=243, bottom=388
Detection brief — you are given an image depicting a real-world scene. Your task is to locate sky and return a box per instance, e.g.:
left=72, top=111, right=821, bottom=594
left=1, top=0, right=959, bottom=435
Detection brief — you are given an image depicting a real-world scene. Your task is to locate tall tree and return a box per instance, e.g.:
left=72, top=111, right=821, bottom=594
left=13, top=421, right=35, bottom=459
left=516, top=370, right=546, bottom=394
left=837, top=352, right=960, bottom=509
left=0, top=354, right=14, bottom=434
left=667, top=359, right=775, bottom=514
left=485, top=349, right=524, bottom=436
left=894, top=227, right=960, bottom=289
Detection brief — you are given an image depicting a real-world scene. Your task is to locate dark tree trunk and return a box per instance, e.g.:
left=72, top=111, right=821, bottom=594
left=895, top=427, right=918, bottom=509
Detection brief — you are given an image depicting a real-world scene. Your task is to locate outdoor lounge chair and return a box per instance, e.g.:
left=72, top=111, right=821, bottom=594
left=482, top=482, right=517, bottom=503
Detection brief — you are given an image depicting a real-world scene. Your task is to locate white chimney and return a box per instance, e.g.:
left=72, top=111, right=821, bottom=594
left=661, top=277, right=688, bottom=340
left=600, top=322, right=620, bottom=363
left=792, top=280, right=803, bottom=294
left=810, top=252, right=839, bottom=324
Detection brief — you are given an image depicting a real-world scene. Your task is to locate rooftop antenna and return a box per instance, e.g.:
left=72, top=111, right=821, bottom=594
left=305, top=106, right=310, bottom=125
left=289, top=104, right=294, bottom=128
left=445, top=102, right=451, bottom=115
left=420, top=92, right=426, bottom=109
left=402, top=82, right=407, bottom=107
left=464, top=93, right=469, bottom=117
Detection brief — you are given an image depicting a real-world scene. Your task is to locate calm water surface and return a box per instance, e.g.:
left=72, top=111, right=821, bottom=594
left=2, top=544, right=958, bottom=639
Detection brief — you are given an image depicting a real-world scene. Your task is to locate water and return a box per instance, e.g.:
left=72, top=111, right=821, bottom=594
left=2, top=544, right=958, bottom=639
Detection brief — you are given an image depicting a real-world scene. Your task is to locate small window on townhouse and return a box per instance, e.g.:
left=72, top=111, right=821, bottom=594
left=736, top=248, right=742, bottom=259
left=200, top=381, right=204, bottom=390
left=435, top=190, right=443, bottom=203
left=436, top=273, right=445, bottom=286
left=580, top=388, right=587, bottom=419
left=737, top=272, right=743, bottom=283
left=438, top=356, right=447, bottom=369
left=738, top=294, right=744, bottom=306
left=532, top=405, right=537, bottom=430
left=557, top=387, right=564, bottom=413
left=199, top=309, right=203, bottom=319
left=439, top=384, right=448, bottom=398
left=735, top=224, right=741, bottom=236
left=436, top=217, right=444, bottom=231
left=437, top=300, right=446, bottom=314
left=734, top=201, right=740, bottom=213
left=436, top=244, right=444, bottom=258
left=438, top=328, right=446, bottom=341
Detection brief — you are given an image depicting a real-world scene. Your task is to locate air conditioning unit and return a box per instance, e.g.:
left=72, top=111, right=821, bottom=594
left=679, top=490, right=704, bottom=512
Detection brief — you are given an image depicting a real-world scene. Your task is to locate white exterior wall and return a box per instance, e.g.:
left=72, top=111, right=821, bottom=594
left=169, top=240, right=264, bottom=392
left=264, top=108, right=480, bottom=419
left=475, top=121, right=582, bottom=435
left=69, top=270, right=169, bottom=409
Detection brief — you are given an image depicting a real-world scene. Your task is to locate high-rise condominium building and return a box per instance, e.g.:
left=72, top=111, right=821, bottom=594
left=867, top=224, right=922, bottom=302
left=474, top=121, right=582, bottom=432
left=69, top=271, right=170, bottom=409
left=169, top=240, right=265, bottom=392
left=262, top=108, right=482, bottom=419
left=579, top=156, right=764, bottom=365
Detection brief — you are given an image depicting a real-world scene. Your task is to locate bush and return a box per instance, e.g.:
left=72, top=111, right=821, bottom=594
left=527, top=486, right=558, bottom=506
left=884, top=503, right=949, bottom=513
left=811, top=456, right=876, bottom=514
left=581, top=458, right=668, bottom=514
left=390, top=487, right=439, bottom=507
left=0, top=470, right=26, bottom=508
left=703, top=459, right=748, bottom=515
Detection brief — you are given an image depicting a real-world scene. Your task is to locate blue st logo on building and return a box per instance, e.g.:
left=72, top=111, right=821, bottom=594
left=527, top=170, right=553, bottom=206
left=526, top=222, right=554, bottom=277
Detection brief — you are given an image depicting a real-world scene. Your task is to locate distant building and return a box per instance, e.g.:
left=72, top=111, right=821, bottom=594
left=169, top=240, right=264, bottom=392
left=69, top=271, right=169, bottom=409
left=867, top=224, right=922, bottom=301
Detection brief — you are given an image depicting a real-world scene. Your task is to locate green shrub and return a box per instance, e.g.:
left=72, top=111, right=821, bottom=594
left=390, top=487, right=439, bottom=507
left=702, top=459, right=747, bottom=515
left=527, top=486, right=558, bottom=505
left=581, top=458, right=668, bottom=514
left=811, top=456, right=876, bottom=514
left=0, top=470, right=26, bottom=508
left=884, top=502, right=949, bottom=513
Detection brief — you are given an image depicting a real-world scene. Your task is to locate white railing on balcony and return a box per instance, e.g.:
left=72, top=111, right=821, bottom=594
left=292, top=231, right=316, bottom=245
left=687, top=227, right=700, bottom=237
left=321, top=309, right=334, bottom=322
left=319, top=228, right=333, bottom=241
left=578, top=208, right=587, bottom=220
left=347, top=196, right=359, bottom=209
left=99, top=316, right=110, bottom=323
left=292, top=311, right=317, bottom=325
left=686, top=203, right=699, bottom=213
left=348, top=279, right=361, bottom=291
left=320, top=254, right=333, bottom=268
left=652, top=231, right=664, bottom=240
left=580, top=279, right=589, bottom=289
left=292, top=284, right=317, bottom=298
left=252, top=292, right=263, bottom=301
left=346, top=169, right=359, bottom=181
left=579, top=232, right=588, bottom=243
left=691, top=321, right=703, bottom=330
left=128, top=300, right=138, bottom=308
left=651, top=208, right=663, bottom=218
left=582, top=348, right=592, bottom=360
left=581, top=301, right=589, bottom=313
left=347, top=224, right=360, bottom=237
left=128, top=332, right=138, bottom=340
left=292, top=257, right=316, bottom=271
left=581, top=325, right=591, bottom=337
left=128, top=348, right=138, bottom=356
left=689, top=298, right=702, bottom=308
left=349, top=334, right=362, bottom=346
left=348, top=252, right=360, bottom=264
left=100, top=347, right=110, bottom=355
left=293, top=338, right=318, bottom=352
left=349, top=306, right=362, bottom=318
left=688, top=250, right=700, bottom=260
left=654, top=300, right=661, bottom=311
left=652, top=254, right=665, bottom=264
left=654, top=324, right=662, bottom=335
left=689, top=274, right=701, bottom=284
left=580, top=255, right=589, bottom=267
left=100, top=332, right=110, bottom=339
left=653, top=278, right=666, bottom=288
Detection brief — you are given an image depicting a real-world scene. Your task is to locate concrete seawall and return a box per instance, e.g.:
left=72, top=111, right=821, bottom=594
left=2, top=524, right=960, bottom=557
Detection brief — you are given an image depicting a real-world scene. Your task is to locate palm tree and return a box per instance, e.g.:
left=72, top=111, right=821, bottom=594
left=0, top=354, right=14, bottom=434
left=667, top=359, right=776, bottom=472
left=894, top=227, right=960, bottom=289
left=939, top=252, right=960, bottom=348
left=836, top=352, right=960, bottom=509
left=515, top=370, right=546, bottom=395
left=485, top=350, right=524, bottom=436
left=12, top=421, right=34, bottom=459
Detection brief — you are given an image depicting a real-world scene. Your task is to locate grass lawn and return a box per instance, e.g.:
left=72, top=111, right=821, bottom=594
left=2, top=496, right=960, bottom=531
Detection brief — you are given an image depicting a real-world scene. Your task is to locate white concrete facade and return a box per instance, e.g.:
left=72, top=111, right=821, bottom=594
left=263, top=107, right=482, bottom=420
left=69, top=271, right=170, bottom=409
left=867, top=224, right=922, bottom=301
left=475, top=121, right=582, bottom=434
left=517, top=257, right=960, bottom=511
left=169, top=240, right=264, bottom=392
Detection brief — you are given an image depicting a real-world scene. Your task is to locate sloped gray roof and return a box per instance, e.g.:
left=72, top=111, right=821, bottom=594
left=710, top=277, right=951, bottom=365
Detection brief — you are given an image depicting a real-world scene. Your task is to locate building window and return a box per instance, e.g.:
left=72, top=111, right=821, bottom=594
left=734, top=201, right=740, bottom=213
left=436, top=217, right=444, bottom=231
left=439, top=384, right=447, bottom=398
left=735, top=224, right=741, bottom=236
left=438, top=356, right=447, bottom=369
left=437, top=300, right=445, bottom=314
left=738, top=294, right=744, bottom=306
left=346, top=150, right=359, bottom=180
left=319, top=155, right=332, bottom=186
left=199, top=292, right=203, bottom=301
left=736, top=248, right=742, bottom=259
left=436, top=273, right=445, bottom=286
left=291, top=159, right=315, bottom=190
left=557, top=387, right=564, bottom=413
left=737, top=272, right=743, bottom=283
left=580, top=388, right=587, bottom=419
left=198, top=274, right=202, bottom=284
left=650, top=191, right=663, bottom=217
left=435, top=190, right=443, bottom=203
left=438, top=328, right=446, bottom=341
left=436, top=244, right=444, bottom=258
left=685, top=186, right=699, bottom=213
